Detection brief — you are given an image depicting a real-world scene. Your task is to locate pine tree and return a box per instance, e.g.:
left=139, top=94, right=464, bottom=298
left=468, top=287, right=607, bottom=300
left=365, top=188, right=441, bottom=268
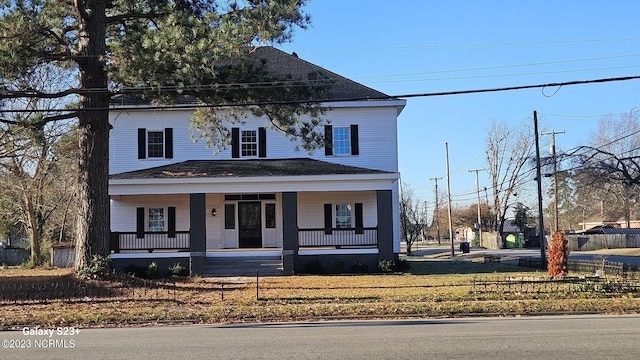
left=0, top=0, right=323, bottom=269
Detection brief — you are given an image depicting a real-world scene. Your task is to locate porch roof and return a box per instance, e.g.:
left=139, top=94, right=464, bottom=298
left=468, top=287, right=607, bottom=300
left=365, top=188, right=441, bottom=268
left=110, top=158, right=393, bottom=180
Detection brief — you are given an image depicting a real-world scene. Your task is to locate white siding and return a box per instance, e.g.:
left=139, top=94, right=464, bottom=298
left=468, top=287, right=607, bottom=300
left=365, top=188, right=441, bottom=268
left=110, top=194, right=190, bottom=232
left=109, top=104, right=399, bottom=174
left=309, top=106, right=399, bottom=172
left=297, top=191, right=377, bottom=229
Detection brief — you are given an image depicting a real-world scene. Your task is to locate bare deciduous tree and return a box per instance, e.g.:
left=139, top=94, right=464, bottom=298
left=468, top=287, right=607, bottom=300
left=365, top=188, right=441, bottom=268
left=485, top=119, right=534, bottom=240
left=569, top=111, right=640, bottom=227
left=0, top=66, right=76, bottom=265
left=400, top=184, right=429, bottom=255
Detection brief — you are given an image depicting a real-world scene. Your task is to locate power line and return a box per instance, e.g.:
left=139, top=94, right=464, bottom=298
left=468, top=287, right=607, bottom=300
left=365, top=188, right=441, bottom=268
left=354, top=53, right=640, bottom=80
left=3, top=74, right=639, bottom=114
left=366, top=65, right=640, bottom=84
left=292, top=38, right=640, bottom=52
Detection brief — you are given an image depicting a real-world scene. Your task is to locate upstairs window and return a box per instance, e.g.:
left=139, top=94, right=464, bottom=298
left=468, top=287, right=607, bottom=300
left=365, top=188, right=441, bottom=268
left=332, top=127, right=351, bottom=155
left=241, top=130, right=257, bottom=156
left=147, top=131, right=164, bottom=158
left=232, top=127, right=266, bottom=158
left=324, top=124, right=359, bottom=156
left=138, top=128, right=173, bottom=159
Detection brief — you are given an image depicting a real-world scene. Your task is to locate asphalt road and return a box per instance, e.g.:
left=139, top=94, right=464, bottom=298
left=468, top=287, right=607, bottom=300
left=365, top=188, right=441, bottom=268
left=2, top=315, right=639, bottom=359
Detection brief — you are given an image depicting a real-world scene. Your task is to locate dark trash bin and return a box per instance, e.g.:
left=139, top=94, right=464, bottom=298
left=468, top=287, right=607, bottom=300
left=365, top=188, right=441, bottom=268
left=460, top=242, right=470, bottom=253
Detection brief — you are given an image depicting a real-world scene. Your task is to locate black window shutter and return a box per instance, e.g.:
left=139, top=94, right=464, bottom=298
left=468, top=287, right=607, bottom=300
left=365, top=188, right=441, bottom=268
left=137, top=128, right=146, bottom=159
left=324, top=204, right=333, bottom=235
left=136, top=207, right=145, bottom=238
left=324, top=125, right=333, bottom=156
left=350, top=124, right=359, bottom=155
left=167, top=206, right=176, bottom=238
left=355, top=203, right=364, bottom=234
left=231, top=127, right=240, bottom=158
left=164, top=128, right=173, bottom=159
left=258, top=127, right=267, bottom=158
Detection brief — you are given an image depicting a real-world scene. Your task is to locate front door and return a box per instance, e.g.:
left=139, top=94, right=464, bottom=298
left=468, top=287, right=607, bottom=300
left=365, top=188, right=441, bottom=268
left=238, top=201, right=262, bottom=248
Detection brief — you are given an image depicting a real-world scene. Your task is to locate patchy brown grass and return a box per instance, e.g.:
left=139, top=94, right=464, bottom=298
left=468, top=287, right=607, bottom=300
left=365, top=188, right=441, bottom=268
left=0, top=263, right=639, bottom=329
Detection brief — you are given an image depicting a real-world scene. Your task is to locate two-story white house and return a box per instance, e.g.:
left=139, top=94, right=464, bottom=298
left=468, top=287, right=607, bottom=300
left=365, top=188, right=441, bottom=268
left=108, top=47, right=406, bottom=276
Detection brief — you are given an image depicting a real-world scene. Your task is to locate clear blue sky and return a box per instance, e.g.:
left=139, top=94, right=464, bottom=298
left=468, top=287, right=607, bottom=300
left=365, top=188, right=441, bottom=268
left=278, top=0, right=640, bottom=211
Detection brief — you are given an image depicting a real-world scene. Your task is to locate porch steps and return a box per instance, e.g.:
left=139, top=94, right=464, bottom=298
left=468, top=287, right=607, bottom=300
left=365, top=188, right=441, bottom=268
left=202, top=256, right=283, bottom=277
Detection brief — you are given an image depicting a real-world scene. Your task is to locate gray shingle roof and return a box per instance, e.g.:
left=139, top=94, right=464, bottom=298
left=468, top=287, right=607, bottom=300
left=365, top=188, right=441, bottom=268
left=111, top=46, right=392, bottom=105
left=250, top=46, right=390, bottom=101
left=110, top=158, right=394, bottom=180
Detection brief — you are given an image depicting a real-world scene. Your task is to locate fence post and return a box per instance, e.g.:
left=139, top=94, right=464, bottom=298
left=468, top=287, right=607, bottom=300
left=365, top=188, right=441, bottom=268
left=256, top=271, right=260, bottom=300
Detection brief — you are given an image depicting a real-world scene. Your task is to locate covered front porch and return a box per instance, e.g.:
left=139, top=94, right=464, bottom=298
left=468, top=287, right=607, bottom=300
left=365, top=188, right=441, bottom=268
left=109, top=190, right=392, bottom=276
left=109, top=159, right=399, bottom=276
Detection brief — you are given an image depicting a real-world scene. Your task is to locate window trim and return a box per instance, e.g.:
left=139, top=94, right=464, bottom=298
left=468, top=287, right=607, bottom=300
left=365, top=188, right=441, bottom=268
left=146, top=130, right=165, bottom=158
left=324, top=202, right=364, bottom=234
left=148, top=207, right=165, bottom=232
left=231, top=127, right=266, bottom=158
left=265, top=203, right=276, bottom=229
left=332, top=127, right=351, bottom=156
left=324, top=124, right=359, bottom=156
left=335, top=203, right=353, bottom=228
left=241, top=129, right=258, bottom=157
left=224, top=203, right=236, bottom=230
left=138, top=128, right=173, bottom=159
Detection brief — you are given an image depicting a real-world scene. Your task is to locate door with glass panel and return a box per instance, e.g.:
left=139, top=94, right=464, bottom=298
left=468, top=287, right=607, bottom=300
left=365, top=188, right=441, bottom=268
left=238, top=202, right=262, bottom=248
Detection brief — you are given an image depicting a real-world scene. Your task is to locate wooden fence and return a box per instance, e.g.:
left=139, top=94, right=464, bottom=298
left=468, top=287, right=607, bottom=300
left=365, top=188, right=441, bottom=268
left=566, top=234, right=640, bottom=251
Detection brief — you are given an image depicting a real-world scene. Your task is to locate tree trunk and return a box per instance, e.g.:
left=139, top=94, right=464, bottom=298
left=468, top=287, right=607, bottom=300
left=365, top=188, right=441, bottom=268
left=25, top=196, right=42, bottom=265
left=74, top=1, right=110, bottom=270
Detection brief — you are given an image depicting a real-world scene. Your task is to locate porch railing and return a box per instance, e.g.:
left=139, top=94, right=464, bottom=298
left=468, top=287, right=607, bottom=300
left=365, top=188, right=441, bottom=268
left=298, top=227, right=377, bottom=247
left=110, top=231, right=190, bottom=253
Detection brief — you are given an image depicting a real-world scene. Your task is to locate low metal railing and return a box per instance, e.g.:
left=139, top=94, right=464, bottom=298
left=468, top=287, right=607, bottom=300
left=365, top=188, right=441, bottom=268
left=110, top=231, right=190, bottom=253
left=298, top=227, right=377, bottom=247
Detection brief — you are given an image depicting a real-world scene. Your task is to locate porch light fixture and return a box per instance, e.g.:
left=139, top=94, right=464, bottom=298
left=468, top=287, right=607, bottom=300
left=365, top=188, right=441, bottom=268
left=211, top=208, right=217, bottom=217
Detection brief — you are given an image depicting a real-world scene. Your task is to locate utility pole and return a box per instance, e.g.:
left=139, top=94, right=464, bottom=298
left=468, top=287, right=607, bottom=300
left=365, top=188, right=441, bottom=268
left=430, top=176, right=443, bottom=245
left=534, top=111, right=547, bottom=265
left=469, top=168, right=486, bottom=246
left=445, top=143, right=454, bottom=257
left=541, top=129, right=565, bottom=232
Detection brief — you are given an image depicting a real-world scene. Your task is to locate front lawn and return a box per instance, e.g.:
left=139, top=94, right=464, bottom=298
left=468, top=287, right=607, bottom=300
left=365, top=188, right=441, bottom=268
left=0, top=257, right=638, bottom=329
